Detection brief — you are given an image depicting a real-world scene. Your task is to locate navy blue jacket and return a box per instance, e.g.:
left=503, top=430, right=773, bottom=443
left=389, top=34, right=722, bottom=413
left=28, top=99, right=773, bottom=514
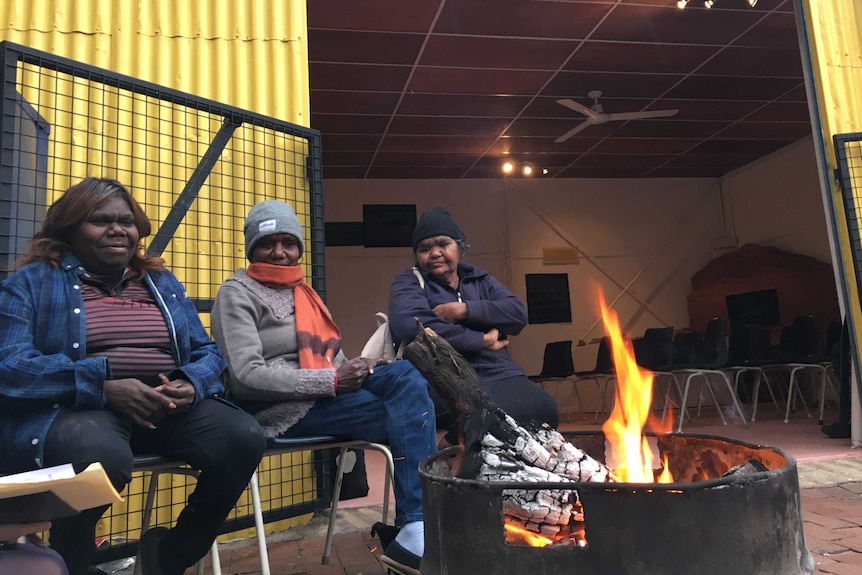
left=388, top=262, right=528, bottom=382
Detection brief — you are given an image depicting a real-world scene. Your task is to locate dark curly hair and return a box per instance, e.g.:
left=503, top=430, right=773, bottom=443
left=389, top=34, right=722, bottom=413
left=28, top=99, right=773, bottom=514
left=15, top=177, right=164, bottom=273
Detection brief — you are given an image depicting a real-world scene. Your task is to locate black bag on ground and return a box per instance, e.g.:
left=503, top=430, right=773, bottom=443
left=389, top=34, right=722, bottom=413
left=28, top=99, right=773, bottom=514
left=315, top=447, right=369, bottom=501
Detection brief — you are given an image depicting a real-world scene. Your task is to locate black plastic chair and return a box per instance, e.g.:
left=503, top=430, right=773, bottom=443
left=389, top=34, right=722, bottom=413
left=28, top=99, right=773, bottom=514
left=763, top=315, right=829, bottom=423
left=570, top=336, right=616, bottom=423
left=726, top=324, right=781, bottom=422
left=632, top=326, right=675, bottom=412
left=660, top=318, right=748, bottom=432
left=528, top=341, right=582, bottom=419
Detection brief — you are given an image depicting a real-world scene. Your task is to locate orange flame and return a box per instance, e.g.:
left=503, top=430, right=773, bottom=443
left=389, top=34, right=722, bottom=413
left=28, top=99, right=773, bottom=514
left=598, top=290, right=673, bottom=483
left=504, top=521, right=554, bottom=547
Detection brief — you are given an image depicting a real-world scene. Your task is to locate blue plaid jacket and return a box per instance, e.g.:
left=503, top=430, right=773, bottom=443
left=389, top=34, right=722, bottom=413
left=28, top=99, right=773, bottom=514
left=0, top=253, right=226, bottom=473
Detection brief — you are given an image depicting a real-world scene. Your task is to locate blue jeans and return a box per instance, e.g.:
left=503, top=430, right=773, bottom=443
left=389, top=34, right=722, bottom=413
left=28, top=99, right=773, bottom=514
left=282, top=360, right=436, bottom=525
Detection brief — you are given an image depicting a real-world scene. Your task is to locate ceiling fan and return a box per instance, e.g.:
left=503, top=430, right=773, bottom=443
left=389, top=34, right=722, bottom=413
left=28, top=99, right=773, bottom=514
left=553, top=90, right=679, bottom=143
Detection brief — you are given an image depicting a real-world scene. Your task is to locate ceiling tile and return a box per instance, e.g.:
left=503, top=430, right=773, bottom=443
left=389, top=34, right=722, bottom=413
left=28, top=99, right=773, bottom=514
left=690, top=139, right=793, bottom=154
left=542, top=71, right=684, bottom=98
left=611, top=120, right=730, bottom=138
left=308, top=0, right=441, bottom=32
left=311, top=114, right=390, bottom=135
left=523, top=96, right=655, bottom=118
left=408, top=67, right=552, bottom=95
left=322, top=151, right=376, bottom=165
left=591, top=138, right=703, bottom=154
left=397, top=94, right=532, bottom=117
left=662, top=153, right=763, bottom=168
left=321, top=134, right=382, bottom=151
left=697, top=47, right=802, bottom=77
left=718, top=121, right=811, bottom=139
left=311, top=91, right=401, bottom=115
left=505, top=118, right=617, bottom=138
left=373, top=152, right=478, bottom=167
left=473, top=153, right=581, bottom=168
left=388, top=116, right=511, bottom=136
left=463, top=165, right=565, bottom=179
left=308, top=30, right=425, bottom=65
left=310, top=63, right=411, bottom=91
left=646, top=99, right=763, bottom=121
left=488, top=136, right=602, bottom=154
left=420, top=36, right=577, bottom=70
left=566, top=42, right=720, bottom=74
left=664, top=76, right=802, bottom=100
left=732, top=12, right=800, bottom=48
left=378, top=135, right=497, bottom=154
left=571, top=153, right=678, bottom=168
left=619, top=0, right=787, bottom=9
left=593, top=5, right=761, bottom=44
left=434, top=0, right=612, bottom=39
left=323, top=166, right=369, bottom=179
left=746, top=101, right=810, bottom=122
left=777, top=84, right=808, bottom=102
left=366, top=166, right=470, bottom=179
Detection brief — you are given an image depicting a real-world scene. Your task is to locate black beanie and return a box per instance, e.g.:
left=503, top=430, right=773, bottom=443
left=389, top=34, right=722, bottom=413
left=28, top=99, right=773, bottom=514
left=412, top=207, right=465, bottom=251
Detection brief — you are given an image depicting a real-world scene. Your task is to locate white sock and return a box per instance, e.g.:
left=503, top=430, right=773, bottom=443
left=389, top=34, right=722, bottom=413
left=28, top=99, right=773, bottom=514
left=394, top=520, right=424, bottom=557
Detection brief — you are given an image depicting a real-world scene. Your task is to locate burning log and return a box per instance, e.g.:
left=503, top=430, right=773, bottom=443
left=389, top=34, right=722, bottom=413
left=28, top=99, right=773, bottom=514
left=404, top=321, right=614, bottom=542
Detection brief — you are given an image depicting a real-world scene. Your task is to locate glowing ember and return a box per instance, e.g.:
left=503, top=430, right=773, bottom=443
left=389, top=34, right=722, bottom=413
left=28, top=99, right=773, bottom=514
left=598, top=290, right=673, bottom=483
left=504, top=521, right=554, bottom=547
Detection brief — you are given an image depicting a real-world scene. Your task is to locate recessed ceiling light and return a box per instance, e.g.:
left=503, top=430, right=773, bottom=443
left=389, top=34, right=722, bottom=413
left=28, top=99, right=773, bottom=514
left=502, top=162, right=514, bottom=174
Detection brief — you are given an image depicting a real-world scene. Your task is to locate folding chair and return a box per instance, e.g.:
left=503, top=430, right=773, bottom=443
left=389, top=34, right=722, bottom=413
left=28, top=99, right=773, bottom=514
left=660, top=318, right=748, bottom=432
left=528, top=340, right=582, bottom=421
left=250, top=436, right=394, bottom=572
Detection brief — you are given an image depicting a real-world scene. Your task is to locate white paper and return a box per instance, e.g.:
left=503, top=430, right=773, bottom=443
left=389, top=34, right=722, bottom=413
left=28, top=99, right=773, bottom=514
left=0, top=463, right=76, bottom=484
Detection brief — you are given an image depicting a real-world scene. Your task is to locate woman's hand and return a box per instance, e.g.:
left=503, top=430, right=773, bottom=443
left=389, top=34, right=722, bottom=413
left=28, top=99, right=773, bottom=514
left=335, top=357, right=377, bottom=393
left=432, top=302, right=468, bottom=324
left=483, top=328, right=509, bottom=351
left=0, top=521, right=51, bottom=543
left=157, top=374, right=196, bottom=414
left=104, top=378, right=176, bottom=429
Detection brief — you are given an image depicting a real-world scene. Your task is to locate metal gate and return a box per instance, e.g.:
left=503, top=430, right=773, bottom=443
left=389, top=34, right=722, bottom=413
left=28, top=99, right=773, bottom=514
left=0, top=40, right=332, bottom=563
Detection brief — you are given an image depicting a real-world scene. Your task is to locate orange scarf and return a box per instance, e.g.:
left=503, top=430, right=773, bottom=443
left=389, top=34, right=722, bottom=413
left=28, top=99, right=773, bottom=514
left=247, top=263, right=341, bottom=369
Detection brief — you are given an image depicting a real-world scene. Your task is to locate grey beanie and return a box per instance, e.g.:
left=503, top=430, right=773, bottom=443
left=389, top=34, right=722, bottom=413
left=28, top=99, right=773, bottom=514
left=412, top=207, right=465, bottom=252
left=244, top=200, right=304, bottom=261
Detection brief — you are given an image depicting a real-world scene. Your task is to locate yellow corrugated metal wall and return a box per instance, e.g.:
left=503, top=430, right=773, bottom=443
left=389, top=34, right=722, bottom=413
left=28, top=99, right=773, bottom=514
left=797, top=0, right=862, bottom=444
left=0, top=0, right=315, bottom=542
left=0, top=0, right=309, bottom=124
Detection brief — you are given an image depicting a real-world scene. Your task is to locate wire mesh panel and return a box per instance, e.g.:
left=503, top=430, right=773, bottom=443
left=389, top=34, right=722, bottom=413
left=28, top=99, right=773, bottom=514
left=0, top=41, right=328, bottom=562
left=835, top=133, right=862, bottom=308
left=0, top=41, right=325, bottom=303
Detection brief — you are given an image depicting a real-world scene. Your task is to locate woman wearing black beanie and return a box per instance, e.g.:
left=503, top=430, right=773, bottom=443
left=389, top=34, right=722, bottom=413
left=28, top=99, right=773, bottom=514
left=389, top=207, right=560, bottom=446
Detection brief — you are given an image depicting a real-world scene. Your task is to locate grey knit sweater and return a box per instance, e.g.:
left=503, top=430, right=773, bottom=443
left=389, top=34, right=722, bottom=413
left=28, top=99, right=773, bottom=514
left=211, top=269, right=343, bottom=437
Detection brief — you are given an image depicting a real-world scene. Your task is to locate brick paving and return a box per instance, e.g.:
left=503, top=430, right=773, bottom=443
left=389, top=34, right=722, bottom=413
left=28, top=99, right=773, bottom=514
left=170, top=458, right=862, bottom=575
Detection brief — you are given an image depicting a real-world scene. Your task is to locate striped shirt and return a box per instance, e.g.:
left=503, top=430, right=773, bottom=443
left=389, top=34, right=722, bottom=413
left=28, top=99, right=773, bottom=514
left=81, top=271, right=177, bottom=386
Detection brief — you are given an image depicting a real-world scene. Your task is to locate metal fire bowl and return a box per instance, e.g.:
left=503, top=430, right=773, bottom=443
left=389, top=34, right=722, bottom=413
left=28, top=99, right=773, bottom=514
left=419, top=431, right=815, bottom=575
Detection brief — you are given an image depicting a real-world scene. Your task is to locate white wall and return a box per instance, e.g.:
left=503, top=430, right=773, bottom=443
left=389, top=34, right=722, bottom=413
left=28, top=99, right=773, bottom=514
left=720, top=136, right=831, bottom=263
left=320, top=140, right=833, bottom=414
left=322, top=177, right=725, bottom=381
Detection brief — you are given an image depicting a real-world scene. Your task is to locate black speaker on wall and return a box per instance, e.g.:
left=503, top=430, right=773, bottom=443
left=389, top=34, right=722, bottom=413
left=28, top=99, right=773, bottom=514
left=362, top=204, right=416, bottom=248
left=525, top=273, right=572, bottom=324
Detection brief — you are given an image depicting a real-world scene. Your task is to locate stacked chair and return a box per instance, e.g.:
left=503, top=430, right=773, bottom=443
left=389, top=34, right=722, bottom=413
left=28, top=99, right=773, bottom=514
left=762, top=315, right=834, bottom=424
left=529, top=340, right=581, bottom=421
left=659, top=318, right=749, bottom=432
left=570, top=336, right=616, bottom=423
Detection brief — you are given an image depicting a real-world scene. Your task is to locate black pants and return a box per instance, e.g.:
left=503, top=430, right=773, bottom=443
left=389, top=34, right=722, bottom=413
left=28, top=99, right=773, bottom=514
left=434, top=374, right=561, bottom=444
left=42, top=398, right=266, bottom=575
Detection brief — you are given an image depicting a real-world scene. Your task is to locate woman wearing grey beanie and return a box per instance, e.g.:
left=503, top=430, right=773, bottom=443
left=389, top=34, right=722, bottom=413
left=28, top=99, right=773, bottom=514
left=212, top=200, right=435, bottom=575
left=389, top=206, right=560, bottom=447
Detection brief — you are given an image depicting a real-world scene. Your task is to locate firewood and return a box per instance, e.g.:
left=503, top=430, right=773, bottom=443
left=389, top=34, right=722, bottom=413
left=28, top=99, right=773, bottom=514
left=404, top=321, right=614, bottom=483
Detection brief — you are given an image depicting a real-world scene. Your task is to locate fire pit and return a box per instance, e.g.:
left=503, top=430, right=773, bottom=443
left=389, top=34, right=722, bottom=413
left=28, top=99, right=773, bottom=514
left=420, top=430, right=814, bottom=575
